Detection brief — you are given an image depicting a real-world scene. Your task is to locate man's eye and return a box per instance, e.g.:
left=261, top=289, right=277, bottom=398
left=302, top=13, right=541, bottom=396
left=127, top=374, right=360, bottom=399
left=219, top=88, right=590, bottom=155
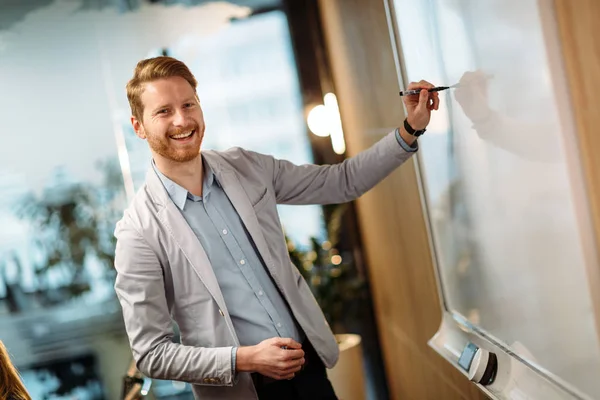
left=184, top=103, right=194, bottom=108
left=157, top=109, right=168, bottom=114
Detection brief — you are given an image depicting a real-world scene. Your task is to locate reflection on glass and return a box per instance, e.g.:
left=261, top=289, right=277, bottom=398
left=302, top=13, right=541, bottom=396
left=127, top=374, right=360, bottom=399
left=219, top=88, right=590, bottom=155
left=392, top=0, right=600, bottom=396
left=0, top=1, right=319, bottom=398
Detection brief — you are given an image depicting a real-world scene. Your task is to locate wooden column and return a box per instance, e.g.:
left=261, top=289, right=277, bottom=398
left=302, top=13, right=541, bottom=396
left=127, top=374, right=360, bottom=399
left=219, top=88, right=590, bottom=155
left=554, top=0, right=600, bottom=343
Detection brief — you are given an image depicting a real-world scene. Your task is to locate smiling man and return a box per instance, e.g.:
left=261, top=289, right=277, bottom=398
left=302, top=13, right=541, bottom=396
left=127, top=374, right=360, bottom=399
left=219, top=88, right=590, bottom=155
left=113, top=56, right=439, bottom=400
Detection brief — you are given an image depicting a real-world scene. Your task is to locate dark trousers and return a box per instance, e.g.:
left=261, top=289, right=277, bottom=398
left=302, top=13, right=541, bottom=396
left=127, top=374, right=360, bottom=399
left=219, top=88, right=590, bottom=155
left=252, top=340, right=338, bottom=400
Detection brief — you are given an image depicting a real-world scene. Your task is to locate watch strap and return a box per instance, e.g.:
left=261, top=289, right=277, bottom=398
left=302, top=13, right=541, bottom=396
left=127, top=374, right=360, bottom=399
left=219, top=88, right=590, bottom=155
left=404, top=118, right=426, bottom=137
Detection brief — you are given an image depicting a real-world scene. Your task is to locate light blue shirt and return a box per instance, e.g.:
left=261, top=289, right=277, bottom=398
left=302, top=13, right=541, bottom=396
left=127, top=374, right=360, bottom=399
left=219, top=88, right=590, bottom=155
left=395, top=127, right=419, bottom=153
left=152, top=158, right=304, bottom=374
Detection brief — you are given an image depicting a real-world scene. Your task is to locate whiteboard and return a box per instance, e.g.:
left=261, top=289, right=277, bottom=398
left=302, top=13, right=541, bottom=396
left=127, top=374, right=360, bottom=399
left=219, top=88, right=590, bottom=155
left=390, top=0, right=600, bottom=397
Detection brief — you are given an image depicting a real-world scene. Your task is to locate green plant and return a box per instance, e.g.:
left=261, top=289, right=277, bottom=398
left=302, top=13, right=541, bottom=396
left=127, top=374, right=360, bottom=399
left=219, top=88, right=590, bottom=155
left=9, top=159, right=125, bottom=306
left=286, top=204, right=367, bottom=333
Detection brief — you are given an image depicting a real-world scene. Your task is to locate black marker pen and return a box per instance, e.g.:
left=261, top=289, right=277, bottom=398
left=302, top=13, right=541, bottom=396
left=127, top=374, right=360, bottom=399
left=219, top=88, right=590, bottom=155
left=399, top=86, right=451, bottom=96
left=399, top=74, right=493, bottom=96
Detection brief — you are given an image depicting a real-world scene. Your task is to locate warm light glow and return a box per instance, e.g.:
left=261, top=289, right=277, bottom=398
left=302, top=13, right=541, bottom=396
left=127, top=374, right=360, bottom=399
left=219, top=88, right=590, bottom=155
left=303, top=261, right=314, bottom=271
left=324, top=93, right=346, bottom=154
left=306, top=93, right=347, bottom=154
left=307, top=104, right=330, bottom=137
left=331, top=255, right=342, bottom=265
left=322, top=241, right=332, bottom=250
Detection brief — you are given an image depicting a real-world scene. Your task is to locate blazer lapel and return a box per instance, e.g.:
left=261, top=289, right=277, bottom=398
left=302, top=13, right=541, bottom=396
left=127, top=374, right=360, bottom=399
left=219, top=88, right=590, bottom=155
left=204, top=155, right=283, bottom=290
left=144, top=167, right=231, bottom=319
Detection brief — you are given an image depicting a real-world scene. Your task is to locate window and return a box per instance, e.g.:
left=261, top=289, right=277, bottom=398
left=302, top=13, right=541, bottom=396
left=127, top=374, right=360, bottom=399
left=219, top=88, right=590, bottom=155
left=0, top=1, right=321, bottom=398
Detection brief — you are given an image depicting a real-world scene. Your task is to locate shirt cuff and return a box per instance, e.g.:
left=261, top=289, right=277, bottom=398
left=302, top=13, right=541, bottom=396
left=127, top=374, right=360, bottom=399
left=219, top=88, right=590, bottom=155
left=395, top=127, right=419, bottom=152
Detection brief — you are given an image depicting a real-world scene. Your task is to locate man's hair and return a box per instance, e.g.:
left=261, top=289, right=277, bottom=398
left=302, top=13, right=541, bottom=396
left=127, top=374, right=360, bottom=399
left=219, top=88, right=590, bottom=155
left=126, top=56, right=198, bottom=122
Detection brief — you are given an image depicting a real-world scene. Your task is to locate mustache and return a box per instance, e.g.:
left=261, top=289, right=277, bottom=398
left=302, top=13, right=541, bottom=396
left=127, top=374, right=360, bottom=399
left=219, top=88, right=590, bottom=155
left=168, top=123, right=199, bottom=136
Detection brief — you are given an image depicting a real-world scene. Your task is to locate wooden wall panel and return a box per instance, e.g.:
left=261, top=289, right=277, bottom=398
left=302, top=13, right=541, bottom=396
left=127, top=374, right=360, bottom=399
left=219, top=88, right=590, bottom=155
left=315, top=0, right=488, bottom=398
left=554, top=0, right=600, bottom=343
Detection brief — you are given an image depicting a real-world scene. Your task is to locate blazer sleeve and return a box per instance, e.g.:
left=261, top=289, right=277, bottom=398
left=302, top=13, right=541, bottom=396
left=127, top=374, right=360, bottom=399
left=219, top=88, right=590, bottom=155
left=113, top=214, right=235, bottom=386
left=248, top=130, right=416, bottom=205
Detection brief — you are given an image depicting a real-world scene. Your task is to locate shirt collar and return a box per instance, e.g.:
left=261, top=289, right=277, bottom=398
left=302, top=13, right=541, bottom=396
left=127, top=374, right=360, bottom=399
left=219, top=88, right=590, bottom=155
left=151, top=156, right=217, bottom=211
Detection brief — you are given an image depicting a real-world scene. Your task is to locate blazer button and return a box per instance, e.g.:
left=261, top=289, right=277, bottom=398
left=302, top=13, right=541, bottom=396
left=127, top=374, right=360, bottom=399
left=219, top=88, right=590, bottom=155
left=219, top=309, right=224, bottom=316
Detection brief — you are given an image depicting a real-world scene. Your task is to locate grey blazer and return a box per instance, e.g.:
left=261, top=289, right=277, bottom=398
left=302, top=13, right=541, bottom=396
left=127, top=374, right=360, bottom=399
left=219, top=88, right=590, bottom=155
left=113, top=130, right=415, bottom=399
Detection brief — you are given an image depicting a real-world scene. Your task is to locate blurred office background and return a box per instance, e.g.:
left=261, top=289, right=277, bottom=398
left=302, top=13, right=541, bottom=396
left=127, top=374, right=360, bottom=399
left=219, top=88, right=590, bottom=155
left=2, top=1, right=600, bottom=400
left=0, top=0, right=385, bottom=399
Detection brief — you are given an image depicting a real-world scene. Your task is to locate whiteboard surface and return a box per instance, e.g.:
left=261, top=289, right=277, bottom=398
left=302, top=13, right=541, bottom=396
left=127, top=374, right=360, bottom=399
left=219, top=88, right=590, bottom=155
left=391, top=0, right=600, bottom=397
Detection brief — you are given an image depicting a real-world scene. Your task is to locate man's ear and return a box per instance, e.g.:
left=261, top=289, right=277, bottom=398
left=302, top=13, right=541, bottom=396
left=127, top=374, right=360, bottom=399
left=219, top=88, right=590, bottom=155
left=131, top=116, right=146, bottom=139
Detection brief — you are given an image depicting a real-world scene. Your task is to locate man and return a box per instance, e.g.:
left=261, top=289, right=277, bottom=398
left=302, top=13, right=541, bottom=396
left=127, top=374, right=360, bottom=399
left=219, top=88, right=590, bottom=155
left=113, top=56, right=439, bottom=400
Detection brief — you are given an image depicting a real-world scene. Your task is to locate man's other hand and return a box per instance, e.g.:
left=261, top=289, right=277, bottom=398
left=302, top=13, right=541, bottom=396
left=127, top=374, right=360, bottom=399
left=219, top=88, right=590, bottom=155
left=236, top=337, right=305, bottom=380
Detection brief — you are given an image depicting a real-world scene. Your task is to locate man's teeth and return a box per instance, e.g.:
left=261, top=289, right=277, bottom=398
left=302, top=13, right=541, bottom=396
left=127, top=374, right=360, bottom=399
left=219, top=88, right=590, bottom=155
left=171, top=130, right=194, bottom=139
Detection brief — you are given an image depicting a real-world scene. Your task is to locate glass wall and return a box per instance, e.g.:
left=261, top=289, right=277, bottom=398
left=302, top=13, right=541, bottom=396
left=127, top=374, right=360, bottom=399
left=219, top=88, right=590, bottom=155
left=0, top=1, right=322, bottom=398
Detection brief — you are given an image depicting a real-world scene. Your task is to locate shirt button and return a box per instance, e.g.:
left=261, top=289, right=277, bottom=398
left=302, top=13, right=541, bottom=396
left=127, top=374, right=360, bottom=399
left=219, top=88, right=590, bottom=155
left=240, top=260, right=245, bottom=265
left=277, top=323, right=282, bottom=328
left=222, top=229, right=228, bottom=235
left=258, top=291, right=263, bottom=296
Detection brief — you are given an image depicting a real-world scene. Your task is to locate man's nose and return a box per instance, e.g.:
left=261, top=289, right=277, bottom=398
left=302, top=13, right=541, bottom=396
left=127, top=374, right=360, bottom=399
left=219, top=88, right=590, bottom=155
left=172, top=109, right=186, bottom=126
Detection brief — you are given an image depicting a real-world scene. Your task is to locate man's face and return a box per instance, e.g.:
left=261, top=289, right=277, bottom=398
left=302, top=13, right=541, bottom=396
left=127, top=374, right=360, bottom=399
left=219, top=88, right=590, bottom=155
left=132, top=76, right=205, bottom=163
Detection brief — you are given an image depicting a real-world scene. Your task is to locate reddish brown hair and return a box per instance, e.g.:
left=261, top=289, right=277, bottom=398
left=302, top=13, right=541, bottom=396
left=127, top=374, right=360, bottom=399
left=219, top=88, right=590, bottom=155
left=126, top=56, right=198, bottom=122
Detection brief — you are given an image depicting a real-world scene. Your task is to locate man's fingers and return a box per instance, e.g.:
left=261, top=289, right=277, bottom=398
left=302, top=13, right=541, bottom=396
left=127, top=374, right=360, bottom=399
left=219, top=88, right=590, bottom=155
left=417, top=89, right=429, bottom=111
left=289, top=357, right=305, bottom=367
left=281, top=349, right=304, bottom=360
left=406, top=81, right=428, bottom=91
left=269, top=371, right=296, bottom=380
left=267, top=357, right=305, bottom=381
left=407, top=80, right=435, bottom=91
left=406, top=81, right=419, bottom=91
left=428, top=97, right=436, bottom=111
left=433, top=92, right=440, bottom=110
left=273, top=337, right=302, bottom=349
left=276, top=356, right=304, bottom=371
left=419, top=79, right=435, bottom=89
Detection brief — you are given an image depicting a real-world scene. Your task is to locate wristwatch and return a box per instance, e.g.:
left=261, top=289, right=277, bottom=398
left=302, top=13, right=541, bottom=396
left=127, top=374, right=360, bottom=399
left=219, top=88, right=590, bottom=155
left=404, top=118, right=426, bottom=137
